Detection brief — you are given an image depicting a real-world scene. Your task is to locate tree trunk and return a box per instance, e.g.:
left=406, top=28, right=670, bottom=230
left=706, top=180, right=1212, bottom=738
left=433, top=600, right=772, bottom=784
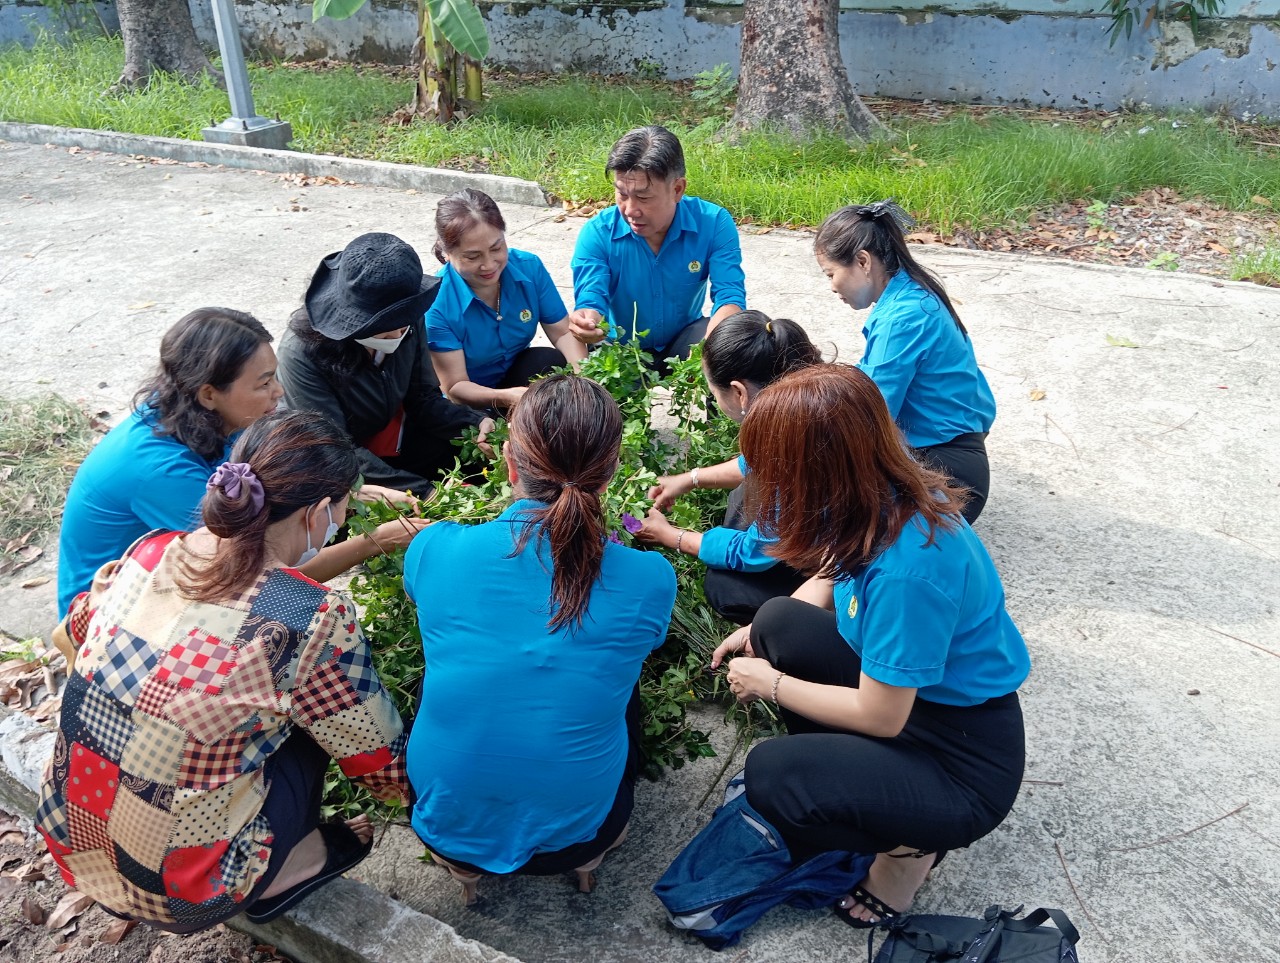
left=114, top=0, right=220, bottom=91
left=732, top=0, right=883, bottom=141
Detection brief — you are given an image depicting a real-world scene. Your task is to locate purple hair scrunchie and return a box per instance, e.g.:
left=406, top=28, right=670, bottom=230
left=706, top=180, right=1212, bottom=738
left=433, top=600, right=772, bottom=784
left=207, top=461, right=265, bottom=515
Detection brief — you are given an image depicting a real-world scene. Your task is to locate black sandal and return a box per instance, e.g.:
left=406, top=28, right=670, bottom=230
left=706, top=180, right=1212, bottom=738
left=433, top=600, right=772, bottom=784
left=244, top=821, right=373, bottom=924
left=833, top=849, right=947, bottom=930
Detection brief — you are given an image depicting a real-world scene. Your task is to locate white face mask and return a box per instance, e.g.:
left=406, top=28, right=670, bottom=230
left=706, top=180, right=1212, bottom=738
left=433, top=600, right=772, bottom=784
left=355, top=330, right=408, bottom=355
left=296, top=504, right=339, bottom=566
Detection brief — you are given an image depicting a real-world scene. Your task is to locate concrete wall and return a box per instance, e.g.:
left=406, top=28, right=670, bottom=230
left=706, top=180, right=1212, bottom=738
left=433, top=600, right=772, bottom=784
left=2, top=0, right=1278, bottom=116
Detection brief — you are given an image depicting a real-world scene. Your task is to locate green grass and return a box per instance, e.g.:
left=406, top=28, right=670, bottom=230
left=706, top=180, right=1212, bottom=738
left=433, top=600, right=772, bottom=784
left=3, top=35, right=1279, bottom=233
left=1230, top=244, right=1280, bottom=285
left=0, top=394, right=95, bottom=566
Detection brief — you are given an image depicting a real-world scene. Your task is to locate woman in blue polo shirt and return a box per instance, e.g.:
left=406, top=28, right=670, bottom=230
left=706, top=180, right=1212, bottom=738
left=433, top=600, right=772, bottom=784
left=404, top=374, right=675, bottom=905
left=427, top=189, right=586, bottom=413
left=635, top=311, right=821, bottom=624
left=814, top=201, right=996, bottom=522
left=58, top=307, right=426, bottom=620
left=711, top=364, right=1028, bottom=930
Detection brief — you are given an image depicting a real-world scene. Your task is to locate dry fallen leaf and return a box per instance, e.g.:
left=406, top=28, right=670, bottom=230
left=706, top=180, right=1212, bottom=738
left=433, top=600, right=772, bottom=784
left=126, top=301, right=157, bottom=311
left=20, top=576, right=50, bottom=589
left=8, top=860, right=46, bottom=882
left=46, top=890, right=95, bottom=929
left=21, top=895, right=46, bottom=924
left=1250, top=195, right=1272, bottom=207
left=99, top=918, right=138, bottom=945
left=1029, top=388, right=1047, bottom=401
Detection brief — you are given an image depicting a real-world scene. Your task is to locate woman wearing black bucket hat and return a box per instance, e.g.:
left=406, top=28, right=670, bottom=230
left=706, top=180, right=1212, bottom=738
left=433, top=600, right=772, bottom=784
left=277, top=232, right=493, bottom=493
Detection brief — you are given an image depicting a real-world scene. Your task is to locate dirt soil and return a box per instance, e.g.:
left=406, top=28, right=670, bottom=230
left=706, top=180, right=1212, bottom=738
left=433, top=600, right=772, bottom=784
left=0, top=812, right=292, bottom=963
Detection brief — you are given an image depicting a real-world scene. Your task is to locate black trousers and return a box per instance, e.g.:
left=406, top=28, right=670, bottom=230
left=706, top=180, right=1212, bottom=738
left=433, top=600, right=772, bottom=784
left=743, top=597, right=1025, bottom=861
left=915, top=431, right=990, bottom=524
left=497, top=346, right=567, bottom=390
left=703, top=486, right=808, bottom=626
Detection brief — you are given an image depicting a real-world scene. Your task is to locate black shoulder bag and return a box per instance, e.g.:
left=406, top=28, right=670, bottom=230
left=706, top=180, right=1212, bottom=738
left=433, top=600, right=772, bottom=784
left=869, top=904, right=1081, bottom=963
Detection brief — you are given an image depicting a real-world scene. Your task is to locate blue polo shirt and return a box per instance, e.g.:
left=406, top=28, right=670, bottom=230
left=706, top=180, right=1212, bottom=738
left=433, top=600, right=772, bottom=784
left=571, top=196, right=746, bottom=353
left=56, top=407, right=227, bottom=616
left=425, top=249, right=568, bottom=388
left=858, top=270, right=996, bottom=448
left=698, top=455, right=778, bottom=572
left=403, top=499, right=676, bottom=873
left=832, top=514, right=1029, bottom=706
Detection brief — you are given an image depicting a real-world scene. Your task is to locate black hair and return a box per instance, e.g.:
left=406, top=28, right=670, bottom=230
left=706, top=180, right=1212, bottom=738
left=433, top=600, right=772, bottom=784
left=506, top=375, right=623, bottom=631
left=179, top=409, right=358, bottom=602
left=287, top=306, right=374, bottom=381
left=605, top=124, right=686, bottom=181
left=702, top=310, right=823, bottom=392
left=133, top=307, right=274, bottom=461
left=815, top=204, right=967, bottom=335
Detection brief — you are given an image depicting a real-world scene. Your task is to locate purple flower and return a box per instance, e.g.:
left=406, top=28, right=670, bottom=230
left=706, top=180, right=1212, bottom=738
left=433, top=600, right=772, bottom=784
left=621, top=512, right=643, bottom=534
left=608, top=531, right=623, bottom=545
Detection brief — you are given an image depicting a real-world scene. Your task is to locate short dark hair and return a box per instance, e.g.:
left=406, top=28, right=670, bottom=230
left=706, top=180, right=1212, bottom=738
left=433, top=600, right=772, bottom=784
left=702, top=310, right=822, bottom=392
left=605, top=124, right=686, bottom=181
left=433, top=188, right=506, bottom=264
left=179, top=409, right=358, bottom=602
left=134, top=307, right=273, bottom=461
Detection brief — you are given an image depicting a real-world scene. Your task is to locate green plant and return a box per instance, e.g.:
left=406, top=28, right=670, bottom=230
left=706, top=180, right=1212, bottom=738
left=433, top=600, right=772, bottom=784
left=691, top=63, right=736, bottom=116
left=634, top=58, right=665, bottom=82
left=1085, top=200, right=1110, bottom=230
left=1145, top=250, right=1179, bottom=270
left=0, top=393, right=96, bottom=568
left=323, top=339, right=742, bottom=818
left=1101, top=0, right=1223, bottom=45
left=1230, top=244, right=1280, bottom=287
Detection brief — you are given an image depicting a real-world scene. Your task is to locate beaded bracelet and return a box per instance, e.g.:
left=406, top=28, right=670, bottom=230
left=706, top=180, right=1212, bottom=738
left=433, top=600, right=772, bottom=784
left=770, top=671, right=786, bottom=703
left=676, top=530, right=687, bottom=554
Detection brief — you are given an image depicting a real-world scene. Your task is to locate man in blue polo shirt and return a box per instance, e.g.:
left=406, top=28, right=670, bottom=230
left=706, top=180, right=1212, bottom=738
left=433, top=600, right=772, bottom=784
left=569, top=125, right=746, bottom=370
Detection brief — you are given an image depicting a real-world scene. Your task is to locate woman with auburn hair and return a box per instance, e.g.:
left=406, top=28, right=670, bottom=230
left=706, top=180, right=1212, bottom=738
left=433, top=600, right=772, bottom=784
left=815, top=201, right=995, bottom=522
left=710, top=364, right=1029, bottom=929
left=426, top=188, right=586, bottom=413
left=403, top=374, right=676, bottom=904
left=38, top=411, right=411, bottom=932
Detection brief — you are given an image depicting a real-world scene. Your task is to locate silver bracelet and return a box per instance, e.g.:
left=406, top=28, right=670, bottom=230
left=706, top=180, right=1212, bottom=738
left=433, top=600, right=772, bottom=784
left=770, top=671, right=786, bottom=703
left=675, top=530, right=687, bottom=554
left=690, top=467, right=700, bottom=489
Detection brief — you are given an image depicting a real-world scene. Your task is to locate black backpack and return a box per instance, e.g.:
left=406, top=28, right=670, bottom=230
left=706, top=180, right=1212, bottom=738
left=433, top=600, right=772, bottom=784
left=869, top=904, right=1080, bottom=963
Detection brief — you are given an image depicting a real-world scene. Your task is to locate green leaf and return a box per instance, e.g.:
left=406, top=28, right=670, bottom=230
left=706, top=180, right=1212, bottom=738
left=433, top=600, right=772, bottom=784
left=1106, top=333, right=1140, bottom=348
left=427, top=0, right=490, bottom=61
left=312, top=0, right=368, bottom=23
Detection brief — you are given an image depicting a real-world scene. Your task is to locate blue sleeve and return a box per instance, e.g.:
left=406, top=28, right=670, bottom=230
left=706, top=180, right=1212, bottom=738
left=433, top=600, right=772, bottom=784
left=737, top=454, right=749, bottom=475
left=857, top=573, right=957, bottom=690
left=706, top=206, right=746, bottom=316
left=698, top=523, right=778, bottom=572
left=857, top=308, right=931, bottom=422
left=128, top=458, right=210, bottom=533
left=571, top=217, right=614, bottom=318
left=425, top=300, right=464, bottom=354
left=530, top=256, right=568, bottom=323
left=643, top=555, right=678, bottom=652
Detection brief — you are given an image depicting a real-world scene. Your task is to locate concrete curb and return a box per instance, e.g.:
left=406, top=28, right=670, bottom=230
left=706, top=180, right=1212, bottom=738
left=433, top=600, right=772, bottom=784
left=0, top=122, right=550, bottom=209
left=0, top=705, right=523, bottom=963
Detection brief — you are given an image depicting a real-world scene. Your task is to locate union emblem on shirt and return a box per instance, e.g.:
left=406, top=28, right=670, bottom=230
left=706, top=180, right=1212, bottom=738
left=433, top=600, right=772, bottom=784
left=519, top=309, right=532, bottom=323
left=688, top=260, right=701, bottom=273
left=847, top=595, right=858, bottom=619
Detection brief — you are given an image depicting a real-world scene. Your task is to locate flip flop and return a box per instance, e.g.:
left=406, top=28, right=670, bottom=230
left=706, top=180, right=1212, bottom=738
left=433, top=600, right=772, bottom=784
left=834, top=884, right=901, bottom=930
left=244, top=821, right=373, bottom=924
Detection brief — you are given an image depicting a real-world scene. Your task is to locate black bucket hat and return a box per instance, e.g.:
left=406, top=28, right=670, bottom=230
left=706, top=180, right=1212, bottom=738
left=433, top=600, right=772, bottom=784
left=305, top=233, right=440, bottom=340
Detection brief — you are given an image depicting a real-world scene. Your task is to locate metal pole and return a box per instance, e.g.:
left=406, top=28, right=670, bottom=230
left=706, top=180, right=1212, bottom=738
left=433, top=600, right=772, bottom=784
left=202, top=0, right=292, bottom=149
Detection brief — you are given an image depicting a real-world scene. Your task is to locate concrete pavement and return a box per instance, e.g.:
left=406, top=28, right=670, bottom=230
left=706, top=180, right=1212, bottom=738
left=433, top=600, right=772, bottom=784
left=1, top=133, right=1277, bottom=963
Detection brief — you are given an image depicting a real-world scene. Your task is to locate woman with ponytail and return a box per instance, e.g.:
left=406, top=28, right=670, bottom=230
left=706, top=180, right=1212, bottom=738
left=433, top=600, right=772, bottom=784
left=815, top=202, right=996, bottom=522
left=37, top=411, right=412, bottom=932
left=636, top=310, right=822, bottom=623
left=403, top=374, right=676, bottom=905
